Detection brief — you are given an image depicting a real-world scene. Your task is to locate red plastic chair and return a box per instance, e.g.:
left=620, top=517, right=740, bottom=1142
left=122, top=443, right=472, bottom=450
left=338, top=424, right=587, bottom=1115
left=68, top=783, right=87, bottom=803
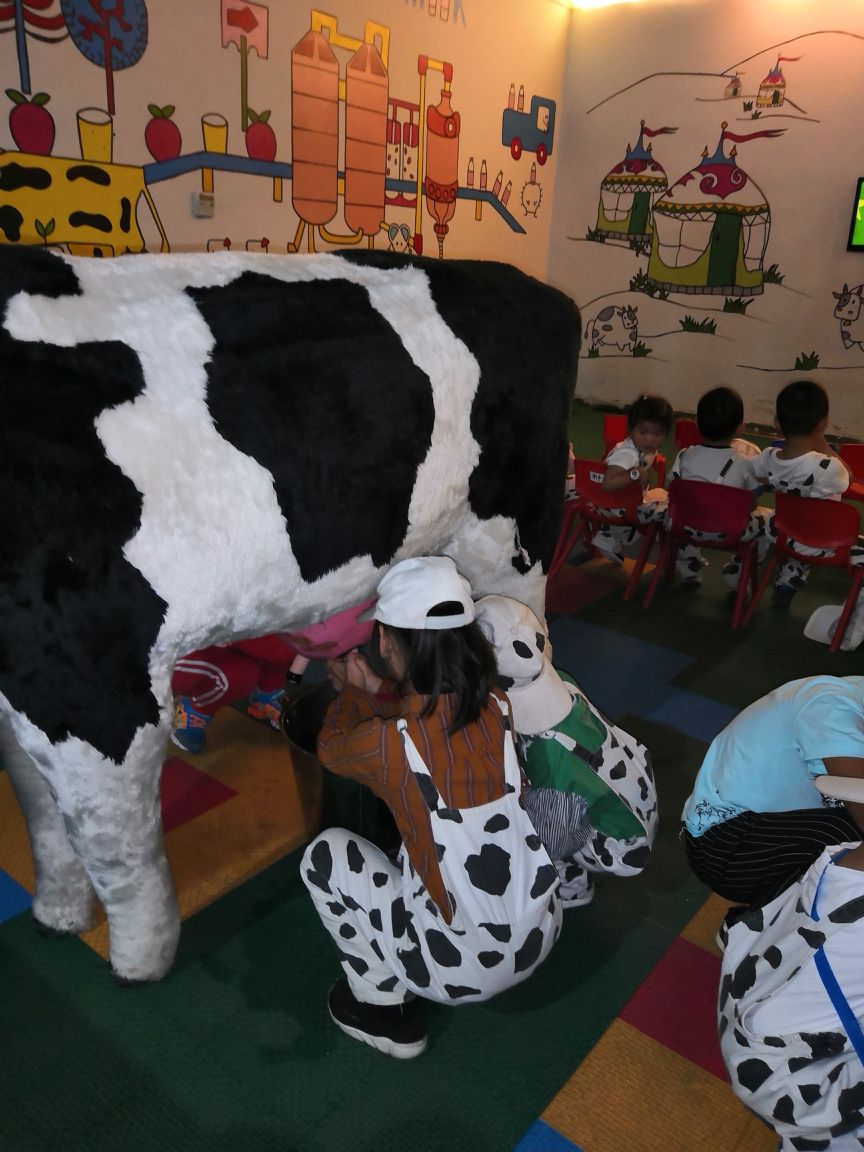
left=551, top=458, right=659, bottom=598
left=740, top=493, right=864, bottom=651
left=601, top=412, right=667, bottom=487
left=641, top=480, right=758, bottom=626
left=840, top=443, right=864, bottom=503
left=674, top=418, right=702, bottom=451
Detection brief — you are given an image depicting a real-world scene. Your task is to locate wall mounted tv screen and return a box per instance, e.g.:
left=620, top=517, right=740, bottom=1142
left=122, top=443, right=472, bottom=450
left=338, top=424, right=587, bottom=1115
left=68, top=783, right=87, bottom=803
left=848, top=177, right=864, bottom=250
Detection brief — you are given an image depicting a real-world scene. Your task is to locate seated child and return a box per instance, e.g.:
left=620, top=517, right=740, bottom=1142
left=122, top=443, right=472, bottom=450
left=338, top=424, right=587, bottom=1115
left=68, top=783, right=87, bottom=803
left=475, top=595, right=658, bottom=908
left=668, top=386, right=764, bottom=587
left=301, top=557, right=561, bottom=1060
left=753, top=379, right=851, bottom=607
left=172, top=636, right=306, bottom=754
left=720, top=829, right=864, bottom=1152
left=592, top=393, right=673, bottom=564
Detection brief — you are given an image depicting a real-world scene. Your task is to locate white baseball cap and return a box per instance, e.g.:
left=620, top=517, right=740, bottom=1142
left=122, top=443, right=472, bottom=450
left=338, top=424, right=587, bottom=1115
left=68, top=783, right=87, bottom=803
left=475, top=595, right=573, bottom=735
left=362, top=556, right=475, bottom=630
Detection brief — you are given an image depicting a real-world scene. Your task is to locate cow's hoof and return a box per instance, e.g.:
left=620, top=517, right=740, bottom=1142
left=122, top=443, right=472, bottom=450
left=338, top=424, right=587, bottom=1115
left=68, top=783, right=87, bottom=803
left=33, top=916, right=71, bottom=939
left=111, top=971, right=156, bottom=988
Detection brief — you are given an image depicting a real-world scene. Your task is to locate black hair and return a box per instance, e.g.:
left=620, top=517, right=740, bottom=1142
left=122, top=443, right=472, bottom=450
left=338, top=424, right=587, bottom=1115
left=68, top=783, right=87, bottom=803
left=370, top=619, right=497, bottom=733
left=696, top=386, right=744, bottom=441
left=775, top=380, right=829, bottom=437
left=628, top=393, right=673, bottom=433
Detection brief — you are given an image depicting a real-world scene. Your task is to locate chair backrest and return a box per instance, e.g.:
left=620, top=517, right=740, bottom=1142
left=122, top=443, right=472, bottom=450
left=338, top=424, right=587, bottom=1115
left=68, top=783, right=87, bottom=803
left=773, top=492, right=862, bottom=561
left=665, top=479, right=754, bottom=547
left=572, top=457, right=642, bottom=524
left=840, top=443, right=864, bottom=482
left=602, top=412, right=629, bottom=457
left=674, top=418, right=702, bottom=451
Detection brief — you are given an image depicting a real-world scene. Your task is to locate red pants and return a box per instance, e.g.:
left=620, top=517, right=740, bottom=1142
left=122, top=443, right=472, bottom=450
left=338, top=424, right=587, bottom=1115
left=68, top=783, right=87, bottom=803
left=172, top=636, right=299, bottom=716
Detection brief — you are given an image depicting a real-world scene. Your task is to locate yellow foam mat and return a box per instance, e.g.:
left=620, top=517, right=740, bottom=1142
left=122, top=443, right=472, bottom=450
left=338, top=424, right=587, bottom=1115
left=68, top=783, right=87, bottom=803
left=543, top=1017, right=776, bottom=1152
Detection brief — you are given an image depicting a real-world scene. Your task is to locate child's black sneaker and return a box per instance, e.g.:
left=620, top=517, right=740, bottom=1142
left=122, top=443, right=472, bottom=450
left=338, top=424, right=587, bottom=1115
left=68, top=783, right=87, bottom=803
left=327, top=978, right=427, bottom=1059
left=771, top=583, right=796, bottom=609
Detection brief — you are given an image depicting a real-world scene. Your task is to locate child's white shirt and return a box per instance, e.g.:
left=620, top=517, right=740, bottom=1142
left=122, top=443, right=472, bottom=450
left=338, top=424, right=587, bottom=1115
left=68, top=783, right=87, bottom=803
left=671, top=439, right=761, bottom=490
left=753, top=446, right=849, bottom=500
left=604, top=436, right=654, bottom=472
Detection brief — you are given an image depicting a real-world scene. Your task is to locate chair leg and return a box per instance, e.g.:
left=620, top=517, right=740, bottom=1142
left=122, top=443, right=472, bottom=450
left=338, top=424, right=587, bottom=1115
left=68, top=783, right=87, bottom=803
left=740, top=555, right=778, bottom=628
left=830, top=568, right=864, bottom=653
left=731, top=544, right=756, bottom=629
left=642, top=533, right=671, bottom=608
left=549, top=511, right=586, bottom=580
left=624, top=524, right=658, bottom=601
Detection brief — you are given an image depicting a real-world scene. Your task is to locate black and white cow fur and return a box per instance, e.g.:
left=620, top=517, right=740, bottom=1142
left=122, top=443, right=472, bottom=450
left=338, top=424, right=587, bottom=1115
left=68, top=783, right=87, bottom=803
left=0, top=245, right=580, bottom=981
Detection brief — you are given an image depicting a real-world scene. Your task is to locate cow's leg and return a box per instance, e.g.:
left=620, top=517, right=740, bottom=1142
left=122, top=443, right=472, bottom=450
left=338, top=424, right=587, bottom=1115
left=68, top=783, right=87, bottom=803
left=41, top=730, right=179, bottom=982
left=0, top=713, right=97, bottom=933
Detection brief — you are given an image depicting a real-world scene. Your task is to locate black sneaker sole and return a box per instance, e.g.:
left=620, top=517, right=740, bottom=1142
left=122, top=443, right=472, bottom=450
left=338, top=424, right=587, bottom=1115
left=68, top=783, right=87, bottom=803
left=328, top=1005, right=428, bottom=1059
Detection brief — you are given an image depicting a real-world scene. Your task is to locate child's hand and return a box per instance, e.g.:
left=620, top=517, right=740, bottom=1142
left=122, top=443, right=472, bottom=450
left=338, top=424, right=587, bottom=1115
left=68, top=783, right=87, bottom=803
left=342, top=651, right=383, bottom=695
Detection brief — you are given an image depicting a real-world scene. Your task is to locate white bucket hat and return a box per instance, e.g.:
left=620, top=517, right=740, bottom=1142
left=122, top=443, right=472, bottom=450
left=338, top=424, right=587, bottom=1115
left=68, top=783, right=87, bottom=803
left=804, top=604, right=842, bottom=647
left=475, top=595, right=573, bottom=735
left=361, top=556, right=475, bottom=630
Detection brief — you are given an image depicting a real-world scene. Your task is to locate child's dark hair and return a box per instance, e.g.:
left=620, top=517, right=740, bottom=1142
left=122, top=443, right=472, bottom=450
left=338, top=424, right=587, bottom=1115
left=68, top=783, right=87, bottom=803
left=696, top=386, right=744, bottom=442
left=775, top=380, right=829, bottom=437
left=628, top=394, right=673, bottom=434
left=371, top=620, right=497, bottom=733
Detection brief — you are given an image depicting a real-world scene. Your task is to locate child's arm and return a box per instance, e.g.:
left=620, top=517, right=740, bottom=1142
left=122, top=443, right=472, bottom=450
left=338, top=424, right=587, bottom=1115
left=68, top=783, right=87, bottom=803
left=602, top=462, right=649, bottom=492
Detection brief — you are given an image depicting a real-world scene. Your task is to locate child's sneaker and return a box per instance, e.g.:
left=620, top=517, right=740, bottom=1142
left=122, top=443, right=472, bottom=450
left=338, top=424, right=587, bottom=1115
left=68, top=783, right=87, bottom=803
left=557, top=864, right=595, bottom=908
left=246, top=686, right=285, bottom=729
left=170, top=697, right=212, bottom=754
left=771, top=583, right=796, bottom=609
left=327, top=978, right=427, bottom=1059
left=590, top=534, right=624, bottom=567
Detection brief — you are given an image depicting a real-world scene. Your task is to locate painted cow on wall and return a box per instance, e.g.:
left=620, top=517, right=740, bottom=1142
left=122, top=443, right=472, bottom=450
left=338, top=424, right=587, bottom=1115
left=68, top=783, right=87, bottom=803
left=0, top=245, right=580, bottom=981
left=832, top=282, right=864, bottom=350
left=585, top=304, right=638, bottom=354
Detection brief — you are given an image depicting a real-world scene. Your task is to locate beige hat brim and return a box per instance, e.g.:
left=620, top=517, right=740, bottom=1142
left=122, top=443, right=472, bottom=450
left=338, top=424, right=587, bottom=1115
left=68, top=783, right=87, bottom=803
left=506, top=661, right=574, bottom=736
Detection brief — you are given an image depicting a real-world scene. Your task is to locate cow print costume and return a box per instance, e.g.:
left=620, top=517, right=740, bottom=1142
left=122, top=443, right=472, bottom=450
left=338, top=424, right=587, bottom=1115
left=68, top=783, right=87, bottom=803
left=301, top=695, right=561, bottom=1007
left=527, top=677, right=657, bottom=903
left=720, top=844, right=864, bottom=1150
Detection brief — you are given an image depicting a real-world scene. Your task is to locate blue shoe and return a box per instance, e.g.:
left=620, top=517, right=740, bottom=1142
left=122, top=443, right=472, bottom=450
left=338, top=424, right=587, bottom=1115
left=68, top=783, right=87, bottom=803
left=246, top=686, right=286, bottom=729
left=170, top=697, right=211, bottom=754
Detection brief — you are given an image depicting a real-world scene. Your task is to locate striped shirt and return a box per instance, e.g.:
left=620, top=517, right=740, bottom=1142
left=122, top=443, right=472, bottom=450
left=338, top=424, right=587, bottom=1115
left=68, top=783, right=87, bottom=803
left=316, top=685, right=515, bottom=923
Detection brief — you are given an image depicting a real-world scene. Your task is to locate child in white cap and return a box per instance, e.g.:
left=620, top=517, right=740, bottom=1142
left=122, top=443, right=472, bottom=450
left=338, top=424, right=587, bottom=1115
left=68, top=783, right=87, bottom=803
left=475, top=595, right=658, bottom=907
left=300, top=556, right=562, bottom=1059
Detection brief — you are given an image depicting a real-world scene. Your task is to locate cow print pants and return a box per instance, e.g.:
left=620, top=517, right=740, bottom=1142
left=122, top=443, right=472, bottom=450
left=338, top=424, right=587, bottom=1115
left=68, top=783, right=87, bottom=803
left=301, top=828, right=558, bottom=1009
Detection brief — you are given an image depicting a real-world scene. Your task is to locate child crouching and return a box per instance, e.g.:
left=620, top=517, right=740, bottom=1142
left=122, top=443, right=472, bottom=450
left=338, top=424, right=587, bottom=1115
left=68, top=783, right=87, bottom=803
left=475, top=596, right=658, bottom=907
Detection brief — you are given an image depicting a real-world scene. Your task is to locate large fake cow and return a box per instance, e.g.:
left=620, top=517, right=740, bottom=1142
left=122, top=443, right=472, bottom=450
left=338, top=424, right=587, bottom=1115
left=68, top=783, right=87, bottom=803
left=0, top=245, right=580, bottom=981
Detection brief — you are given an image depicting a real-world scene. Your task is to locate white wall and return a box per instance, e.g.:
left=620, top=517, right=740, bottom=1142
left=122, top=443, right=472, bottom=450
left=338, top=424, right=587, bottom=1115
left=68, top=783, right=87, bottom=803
left=549, top=0, right=864, bottom=436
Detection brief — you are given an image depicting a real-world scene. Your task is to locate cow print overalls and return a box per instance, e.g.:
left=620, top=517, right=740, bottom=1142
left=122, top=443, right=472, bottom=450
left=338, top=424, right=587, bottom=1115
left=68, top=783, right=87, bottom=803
left=301, top=696, right=562, bottom=1008
left=720, top=844, right=864, bottom=1150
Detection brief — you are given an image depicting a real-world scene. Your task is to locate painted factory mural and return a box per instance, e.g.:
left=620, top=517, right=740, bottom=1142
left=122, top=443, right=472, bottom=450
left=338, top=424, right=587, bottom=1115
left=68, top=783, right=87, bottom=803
left=0, top=0, right=561, bottom=262
left=550, top=8, right=864, bottom=435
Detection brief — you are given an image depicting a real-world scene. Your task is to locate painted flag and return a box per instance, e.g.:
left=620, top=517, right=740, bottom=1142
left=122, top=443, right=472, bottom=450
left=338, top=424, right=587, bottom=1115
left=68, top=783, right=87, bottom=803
left=642, top=126, right=677, bottom=137
left=220, top=0, right=268, bottom=59
left=0, top=0, right=67, bottom=40
left=722, top=127, right=786, bottom=142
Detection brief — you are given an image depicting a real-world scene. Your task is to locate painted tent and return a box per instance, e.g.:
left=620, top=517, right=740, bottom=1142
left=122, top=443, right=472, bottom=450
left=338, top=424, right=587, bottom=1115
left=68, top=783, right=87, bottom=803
left=646, top=123, right=782, bottom=297
left=757, top=58, right=787, bottom=108
left=594, top=122, right=675, bottom=245
left=724, top=73, right=743, bottom=99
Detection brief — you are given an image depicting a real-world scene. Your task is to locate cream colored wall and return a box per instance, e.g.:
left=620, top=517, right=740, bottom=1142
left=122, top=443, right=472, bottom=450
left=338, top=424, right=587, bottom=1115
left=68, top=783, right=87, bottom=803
left=0, top=0, right=570, bottom=281
left=548, top=0, right=864, bottom=437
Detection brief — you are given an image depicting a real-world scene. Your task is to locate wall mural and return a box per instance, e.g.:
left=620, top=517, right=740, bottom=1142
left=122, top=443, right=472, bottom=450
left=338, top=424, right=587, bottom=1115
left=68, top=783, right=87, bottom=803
left=0, top=2, right=541, bottom=257
left=568, top=29, right=864, bottom=393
